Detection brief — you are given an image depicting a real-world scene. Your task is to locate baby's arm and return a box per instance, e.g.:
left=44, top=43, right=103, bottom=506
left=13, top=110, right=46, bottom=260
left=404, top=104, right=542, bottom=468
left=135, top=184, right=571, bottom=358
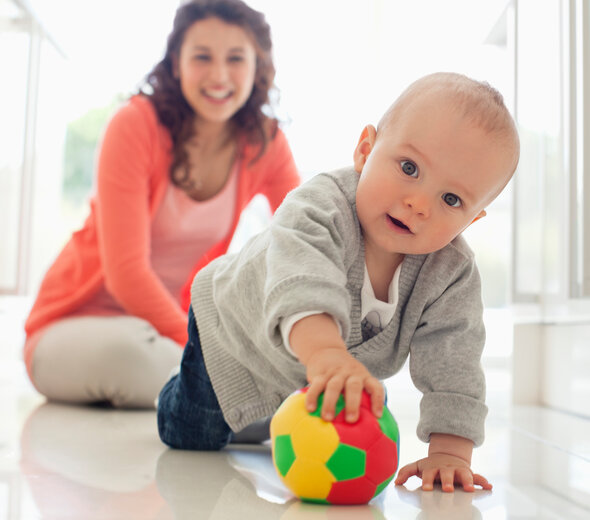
left=289, top=313, right=384, bottom=422
left=395, top=433, right=492, bottom=492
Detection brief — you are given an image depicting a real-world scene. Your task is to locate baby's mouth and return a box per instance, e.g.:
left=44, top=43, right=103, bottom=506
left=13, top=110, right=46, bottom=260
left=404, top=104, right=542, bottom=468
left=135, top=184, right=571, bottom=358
left=388, top=215, right=412, bottom=233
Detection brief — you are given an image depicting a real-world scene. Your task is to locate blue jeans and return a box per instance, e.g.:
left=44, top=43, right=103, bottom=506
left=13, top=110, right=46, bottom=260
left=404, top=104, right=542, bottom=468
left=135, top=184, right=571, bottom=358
left=157, top=306, right=232, bottom=450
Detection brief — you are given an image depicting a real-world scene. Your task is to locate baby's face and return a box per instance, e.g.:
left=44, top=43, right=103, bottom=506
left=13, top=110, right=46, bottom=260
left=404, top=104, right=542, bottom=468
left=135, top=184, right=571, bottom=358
left=354, top=95, right=515, bottom=262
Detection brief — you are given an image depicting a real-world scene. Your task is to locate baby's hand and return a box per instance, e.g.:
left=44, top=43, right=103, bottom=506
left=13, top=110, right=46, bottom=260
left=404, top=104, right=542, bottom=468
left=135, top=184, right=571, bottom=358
left=304, top=347, right=384, bottom=423
left=395, top=453, right=492, bottom=492
left=288, top=313, right=383, bottom=423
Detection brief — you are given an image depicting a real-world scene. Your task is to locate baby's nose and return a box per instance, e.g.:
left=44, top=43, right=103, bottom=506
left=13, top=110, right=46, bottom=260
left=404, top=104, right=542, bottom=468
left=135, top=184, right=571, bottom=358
left=403, top=193, right=430, bottom=218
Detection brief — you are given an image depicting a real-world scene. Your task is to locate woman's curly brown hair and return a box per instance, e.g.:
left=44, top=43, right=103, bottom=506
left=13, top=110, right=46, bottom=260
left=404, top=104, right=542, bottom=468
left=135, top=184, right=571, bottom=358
left=140, top=0, right=278, bottom=190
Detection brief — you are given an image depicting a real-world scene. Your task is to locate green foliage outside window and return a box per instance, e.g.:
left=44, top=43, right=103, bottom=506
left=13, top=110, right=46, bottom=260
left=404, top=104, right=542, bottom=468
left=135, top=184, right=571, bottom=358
left=62, top=95, right=125, bottom=204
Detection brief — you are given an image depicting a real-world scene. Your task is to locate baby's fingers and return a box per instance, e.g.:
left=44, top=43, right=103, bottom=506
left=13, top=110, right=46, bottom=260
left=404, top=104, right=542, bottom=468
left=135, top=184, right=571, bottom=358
left=452, top=469, right=493, bottom=492
left=305, top=378, right=327, bottom=414
left=344, top=377, right=363, bottom=422
left=365, top=379, right=385, bottom=419
left=473, top=473, right=493, bottom=490
left=394, top=462, right=419, bottom=485
left=439, top=467, right=457, bottom=492
left=320, top=377, right=346, bottom=421
left=453, top=467, right=474, bottom=492
left=307, top=377, right=344, bottom=421
left=420, top=468, right=439, bottom=491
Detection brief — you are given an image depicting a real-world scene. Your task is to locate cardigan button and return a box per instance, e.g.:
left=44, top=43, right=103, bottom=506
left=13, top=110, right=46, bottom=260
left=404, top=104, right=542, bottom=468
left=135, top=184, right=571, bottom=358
left=228, top=409, right=241, bottom=422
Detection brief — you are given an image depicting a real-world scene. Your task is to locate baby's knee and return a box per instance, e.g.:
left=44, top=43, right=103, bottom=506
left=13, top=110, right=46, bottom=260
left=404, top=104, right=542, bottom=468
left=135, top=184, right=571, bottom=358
left=157, top=377, right=230, bottom=451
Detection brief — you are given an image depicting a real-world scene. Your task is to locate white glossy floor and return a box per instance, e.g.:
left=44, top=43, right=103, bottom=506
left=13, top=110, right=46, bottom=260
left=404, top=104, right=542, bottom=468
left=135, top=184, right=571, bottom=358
left=1, top=299, right=590, bottom=519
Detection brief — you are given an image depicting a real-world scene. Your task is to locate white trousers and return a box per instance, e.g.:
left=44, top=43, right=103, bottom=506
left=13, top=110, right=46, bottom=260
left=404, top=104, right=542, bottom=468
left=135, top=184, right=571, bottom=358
left=31, top=316, right=183, bottom=408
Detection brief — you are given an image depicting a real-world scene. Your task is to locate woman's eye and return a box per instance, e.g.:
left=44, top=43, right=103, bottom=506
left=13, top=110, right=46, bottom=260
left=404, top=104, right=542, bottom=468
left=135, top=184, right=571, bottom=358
left=193, top=54, right=211, bottom=61
left=228, top=55, right=244, bottom=63
left=442, top=193, right=462, bottom=207
left=401, top=160, right=418, bottom=177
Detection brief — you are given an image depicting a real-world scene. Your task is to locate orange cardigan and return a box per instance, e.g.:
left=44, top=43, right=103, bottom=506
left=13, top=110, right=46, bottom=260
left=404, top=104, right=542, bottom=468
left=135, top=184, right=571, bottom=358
left=24, top=95, right=300, bottom=351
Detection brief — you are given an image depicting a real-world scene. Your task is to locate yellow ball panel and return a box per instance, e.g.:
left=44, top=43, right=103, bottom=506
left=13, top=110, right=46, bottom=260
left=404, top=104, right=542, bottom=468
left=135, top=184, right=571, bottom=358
left=270, top=392, right=309, bottom=438
left=284, top=458, right=336, bottom=500
left=291, top=416, right=339, bottom=462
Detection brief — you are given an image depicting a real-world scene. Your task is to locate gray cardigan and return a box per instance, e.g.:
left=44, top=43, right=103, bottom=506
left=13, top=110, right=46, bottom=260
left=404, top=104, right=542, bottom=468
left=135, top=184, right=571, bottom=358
left=192, top=167, right=488, bottom=445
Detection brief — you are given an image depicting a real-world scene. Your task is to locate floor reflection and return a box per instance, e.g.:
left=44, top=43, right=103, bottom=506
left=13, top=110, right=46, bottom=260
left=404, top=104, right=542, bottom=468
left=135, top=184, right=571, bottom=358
left=13, top=399, right=590, bottom=519
left=394, top=485, right=486, bottom=519
left=19, top=402, right=171, bottom=519
left=156, top=448, right=389, bottom=519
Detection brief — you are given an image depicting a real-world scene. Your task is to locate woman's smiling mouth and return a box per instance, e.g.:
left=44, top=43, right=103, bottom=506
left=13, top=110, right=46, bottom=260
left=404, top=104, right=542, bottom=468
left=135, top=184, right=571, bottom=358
left=202, top=88, right=233, bottom=101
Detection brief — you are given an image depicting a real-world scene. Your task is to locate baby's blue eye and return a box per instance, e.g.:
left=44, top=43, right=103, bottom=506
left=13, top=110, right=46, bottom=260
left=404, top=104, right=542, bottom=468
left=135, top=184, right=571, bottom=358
left=401, top=160, right=418, bottom=177
left=443, top=193, right=462, bottom=207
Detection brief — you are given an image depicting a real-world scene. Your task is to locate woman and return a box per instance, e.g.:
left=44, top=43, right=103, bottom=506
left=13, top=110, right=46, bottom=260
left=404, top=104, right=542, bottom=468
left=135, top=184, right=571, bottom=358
left=24, top=0, right=300, bottom=408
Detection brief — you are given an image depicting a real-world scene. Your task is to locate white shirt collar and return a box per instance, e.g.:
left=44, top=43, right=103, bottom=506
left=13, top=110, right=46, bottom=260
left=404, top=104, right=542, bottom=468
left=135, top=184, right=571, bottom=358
left=361, top=261, right=402, bottom=330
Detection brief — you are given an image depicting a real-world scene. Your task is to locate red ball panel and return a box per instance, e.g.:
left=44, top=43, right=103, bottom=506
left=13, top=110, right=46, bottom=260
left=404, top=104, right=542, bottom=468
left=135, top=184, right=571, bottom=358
left=273, top=388, right=400, bottom=505
left=332, top=409, right=383, bottom=451
left=326, top=476, right=377, bottom=505
left=365, top=435, right=398, bottom=485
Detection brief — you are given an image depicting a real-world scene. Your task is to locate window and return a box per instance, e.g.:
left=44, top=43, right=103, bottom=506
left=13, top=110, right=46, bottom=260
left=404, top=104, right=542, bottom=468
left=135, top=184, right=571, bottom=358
left=4, top=0, right=517, bottom=310
left=512, top=0, right=590, bottom=308
left=252, top=0, right=515, bottom=307
left=0, top=1, right=65, bottom=295
left=0, top=18, right=30, bottom=293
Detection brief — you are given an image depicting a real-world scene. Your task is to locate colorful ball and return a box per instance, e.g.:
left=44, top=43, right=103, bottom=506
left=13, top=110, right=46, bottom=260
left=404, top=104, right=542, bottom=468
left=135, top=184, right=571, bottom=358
left=270, top=388, right=399, bottom=505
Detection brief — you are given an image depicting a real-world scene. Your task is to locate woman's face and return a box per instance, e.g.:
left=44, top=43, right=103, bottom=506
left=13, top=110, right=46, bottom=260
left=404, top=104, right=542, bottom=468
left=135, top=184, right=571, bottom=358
left=175, top=17, right=257, bottom=127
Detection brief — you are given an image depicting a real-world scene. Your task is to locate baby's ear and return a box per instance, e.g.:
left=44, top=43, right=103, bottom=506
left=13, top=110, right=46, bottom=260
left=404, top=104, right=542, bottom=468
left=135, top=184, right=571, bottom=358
left=353, top=125, right=377, bottom=173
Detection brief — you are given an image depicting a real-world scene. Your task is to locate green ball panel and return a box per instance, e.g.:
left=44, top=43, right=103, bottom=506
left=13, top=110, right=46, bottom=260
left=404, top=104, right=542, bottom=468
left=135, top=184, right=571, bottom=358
left=378, top=408, right=399, bottom=443
left=300, top=497, right=330, bottom=505
left=326, top=443, right=366, bottom=481
left=373, top=475, right=394, bottom=498
left=309, top=393, right=346, bottom=419
left=274, top=434, right=296, bottom=477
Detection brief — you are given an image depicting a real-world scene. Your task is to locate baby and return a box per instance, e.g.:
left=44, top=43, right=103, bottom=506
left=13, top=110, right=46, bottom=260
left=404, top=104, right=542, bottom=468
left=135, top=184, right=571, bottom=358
left=157, top=72, right=520, bottom=493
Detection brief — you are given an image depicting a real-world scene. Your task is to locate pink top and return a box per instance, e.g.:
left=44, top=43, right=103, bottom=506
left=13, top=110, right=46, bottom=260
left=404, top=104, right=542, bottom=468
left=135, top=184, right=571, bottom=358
left=74, top=165, right=238, bottom=316
left=24, top=95, right=300, bottom=377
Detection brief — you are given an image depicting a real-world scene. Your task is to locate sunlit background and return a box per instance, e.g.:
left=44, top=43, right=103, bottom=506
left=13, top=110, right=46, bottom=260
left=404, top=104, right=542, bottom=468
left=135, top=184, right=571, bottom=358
left=0, top=0, right=513, bottom=303
left=1, top=0, right=589, bottom=417
left=1, top=2, right=590, bottom=513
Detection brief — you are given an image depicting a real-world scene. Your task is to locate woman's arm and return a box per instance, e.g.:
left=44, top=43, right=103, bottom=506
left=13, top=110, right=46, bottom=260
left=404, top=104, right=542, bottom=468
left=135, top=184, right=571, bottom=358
left=95, top=100, right=187, bottom=345
left=256, top=129, right=301, bottom=212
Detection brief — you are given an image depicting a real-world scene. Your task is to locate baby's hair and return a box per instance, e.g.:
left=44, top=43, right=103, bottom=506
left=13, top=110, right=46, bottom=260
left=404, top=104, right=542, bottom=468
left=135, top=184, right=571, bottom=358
left=379, top=72, right=520, bottom=169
